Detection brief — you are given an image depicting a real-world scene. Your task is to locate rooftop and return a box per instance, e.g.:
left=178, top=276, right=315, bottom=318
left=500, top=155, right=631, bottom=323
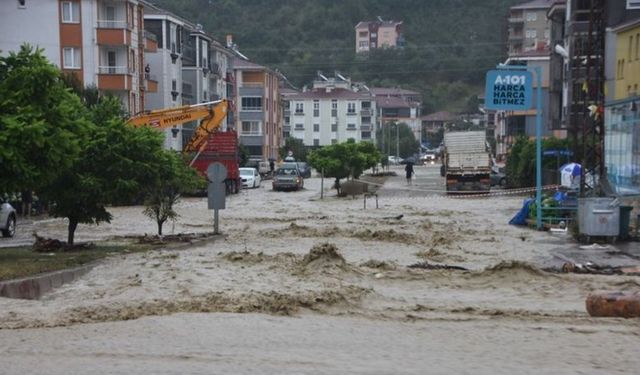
left=355, top=20, right=403, bottom=29
left=370, top=87, right=421, bottom=96
left=286, top=88, right=373, bottom=100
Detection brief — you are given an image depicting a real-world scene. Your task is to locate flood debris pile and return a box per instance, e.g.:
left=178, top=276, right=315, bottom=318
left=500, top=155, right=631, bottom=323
left=301, top=243, right=347, bottom=271
left=407, top=261, right=468, bottom=271
left=32, top=233, right=93, bottom=252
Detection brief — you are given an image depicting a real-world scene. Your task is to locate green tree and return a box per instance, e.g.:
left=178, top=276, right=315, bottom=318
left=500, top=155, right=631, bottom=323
left=506, top=136, right=572, bottom=188
left=44, top=97, right=168, bottom=245
left=0, top=45, right=90, bottom=194
left=280, top=136, right=308, bottom=161
left=143, top=151, right=202, bottom=236
left=376, top=122, right=419, bottom=158
left=307, top=140, right=380, bottom=193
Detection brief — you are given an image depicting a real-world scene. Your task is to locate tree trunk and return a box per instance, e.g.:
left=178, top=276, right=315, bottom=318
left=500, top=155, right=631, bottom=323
left=157, top=219, right=164, bottom=236
left=68, top=219, right=78, bottom=245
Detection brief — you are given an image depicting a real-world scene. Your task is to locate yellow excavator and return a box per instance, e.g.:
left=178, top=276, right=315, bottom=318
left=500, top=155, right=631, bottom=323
left=127, top=99, right=242, bottom=193
left=127, top=99, right=229, bottom=157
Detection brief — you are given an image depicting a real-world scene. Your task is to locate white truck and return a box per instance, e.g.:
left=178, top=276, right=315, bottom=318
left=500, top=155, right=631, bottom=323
left=441, top=131, right=492, bottom=193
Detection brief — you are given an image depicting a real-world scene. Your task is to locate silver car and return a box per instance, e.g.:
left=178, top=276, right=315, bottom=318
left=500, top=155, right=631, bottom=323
left=0, top=202, right=16, bottom=238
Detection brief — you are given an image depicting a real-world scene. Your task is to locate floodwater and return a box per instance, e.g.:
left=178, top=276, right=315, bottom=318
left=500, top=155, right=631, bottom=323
left=1, top=165, right=639, bottom=374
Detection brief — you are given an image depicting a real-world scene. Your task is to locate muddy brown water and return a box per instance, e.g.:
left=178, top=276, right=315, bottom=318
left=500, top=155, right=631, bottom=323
left=0, top=166, right=638, bottom=373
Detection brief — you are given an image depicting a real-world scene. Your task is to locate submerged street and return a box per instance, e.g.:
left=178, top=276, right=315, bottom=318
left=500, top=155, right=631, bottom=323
left=1, top=165, right=638, bottom=374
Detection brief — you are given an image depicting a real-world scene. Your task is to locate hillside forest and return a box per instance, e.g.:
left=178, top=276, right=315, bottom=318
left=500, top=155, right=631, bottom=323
left=152, top=0, right=522, bottom=113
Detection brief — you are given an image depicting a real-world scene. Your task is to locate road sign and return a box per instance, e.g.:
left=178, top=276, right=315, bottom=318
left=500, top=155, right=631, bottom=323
left=207, top=162, right=227, bottom=183
left=484, top=70, right=533, bottom=110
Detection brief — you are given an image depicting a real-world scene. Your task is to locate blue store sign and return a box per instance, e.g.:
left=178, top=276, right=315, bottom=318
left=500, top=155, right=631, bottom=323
left=485, top=70, right=533, bottom=110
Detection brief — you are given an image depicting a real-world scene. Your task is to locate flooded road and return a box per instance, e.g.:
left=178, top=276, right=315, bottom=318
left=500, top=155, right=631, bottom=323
left=1, top=165, right=639, bottom=374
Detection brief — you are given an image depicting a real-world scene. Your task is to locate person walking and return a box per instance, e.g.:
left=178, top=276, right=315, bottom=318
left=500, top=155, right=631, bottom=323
left=405, top=163, right=414, bottom=186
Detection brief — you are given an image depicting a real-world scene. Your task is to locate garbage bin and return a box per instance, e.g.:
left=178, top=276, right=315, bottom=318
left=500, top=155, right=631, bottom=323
left=619, top=206, right=633, bottom=240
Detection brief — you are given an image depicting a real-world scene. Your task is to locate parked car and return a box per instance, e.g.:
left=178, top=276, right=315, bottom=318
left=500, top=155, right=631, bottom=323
left=491, top=166, right=506, bottom=187
left=296, top=162, right=312, bottom=178
left=239, top=167, right=261, bottom=188
left=272, top=167, right=304, bottom=191
left=0, top=201, right=17, bottom=238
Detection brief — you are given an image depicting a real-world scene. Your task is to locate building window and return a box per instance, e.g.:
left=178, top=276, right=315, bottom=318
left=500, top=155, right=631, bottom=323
left=359, top=41, right=369, bottom=48
left=331, top=139, right=338, bottom=145
left=361, top=131, right=371, bottom=139
left=62, top=47, right=81, bottom=69
left=313, top=124, right=320, bottom=132
left=283, top=131, right=290, bottom=138
left=359, top=31, right=368, bottom=37
left=295, top=102, right=304, bottom=114
left=294, top=123, right=304, bottom=130
left=544, top=29, right=550, bottom=40
left=526, top=12, right=537, bottom=21
left=313, top=100, right=320, bottom=117
left=347, top=123, right=357, bottom=131
left=636, top=34, right=639, bottom=60
left=525, top=29, right=537, bottom=39
left=241, top=121, right=261, bottom=135
left=371, top=32, right=377, bottom=38
left=331, top=123, right=338, bottom=132
left=284, top=116, right=290, bottom=125
left=347, top=102, right=356, bottom=114
left=61, top=1, right=80, bottom=23
left=313, top=139, right=320, bottom=146
left=241, top=97, right=262, bottom=111
left=362, top=101, right=371, bottom=109
left=361, top=116, right=371, bottom=124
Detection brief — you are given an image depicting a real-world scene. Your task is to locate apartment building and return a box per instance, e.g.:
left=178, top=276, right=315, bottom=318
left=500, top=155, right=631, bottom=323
left=371, top=87, right=422, bottom=143
left=233, top=57, right=281, bottom=160
left=283, top=75, right=376, bottom=147
left=355, top=19, right=404, bottom=53
left=507, top=0, right=554, bottom=55
left=142, top=2, right=234, bottom=150
left=0, top=0, right=147, bottom=114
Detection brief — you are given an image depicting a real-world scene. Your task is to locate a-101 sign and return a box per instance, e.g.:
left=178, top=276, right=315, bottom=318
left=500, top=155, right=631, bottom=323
left=484, top=70, right=533, bottom=110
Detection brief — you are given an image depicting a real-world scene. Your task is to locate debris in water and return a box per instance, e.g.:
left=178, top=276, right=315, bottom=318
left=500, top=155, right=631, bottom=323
left=407, top=261, right=467, bottom=271
left=302, top=243, right=346, bottom=268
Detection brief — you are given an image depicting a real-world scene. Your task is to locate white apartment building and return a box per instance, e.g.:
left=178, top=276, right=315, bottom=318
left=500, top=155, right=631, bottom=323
left=143, top=2, right=233, bottom=150
left=283, top=76, right=376, bottom=146
left=0, top=0, right=147, bottom=114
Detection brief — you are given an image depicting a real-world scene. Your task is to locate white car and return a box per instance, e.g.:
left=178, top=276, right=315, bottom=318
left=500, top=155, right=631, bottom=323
left=239, top=168, right=261, bottom=188
left=1, top=202, right=16, bottom=238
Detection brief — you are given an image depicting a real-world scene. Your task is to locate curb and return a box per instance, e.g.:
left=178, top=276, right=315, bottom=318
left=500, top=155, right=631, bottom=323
left=0, top=264, right=94, bottom=300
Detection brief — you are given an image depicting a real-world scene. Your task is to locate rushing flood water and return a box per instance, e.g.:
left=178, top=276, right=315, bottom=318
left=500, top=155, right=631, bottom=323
left=1, top=165, right=638, bottom=373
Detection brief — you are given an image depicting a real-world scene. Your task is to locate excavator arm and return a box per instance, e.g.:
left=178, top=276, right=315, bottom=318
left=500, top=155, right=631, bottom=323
left=127, top=99, right=229, bottom=153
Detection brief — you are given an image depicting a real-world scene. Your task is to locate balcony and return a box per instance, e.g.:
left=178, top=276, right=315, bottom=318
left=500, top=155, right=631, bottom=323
left=96, top=21, right=131, bottom=46
left=98, top=66, right=131, bottom=91
left=239, top=85, right=264, bottom=96
left=508, top=17, right=524, bottom=24
left=144, top=73, right=158, bottom=93
left=346, top=111, right=357, bottom=116
left=360, top=108, right=373, bottom=116
left=284, top=109, right=291, bottom=116
left=294, top=111, right=305, bottom=116
left=144, top=31, right=158, bottom=52
left=360, top=124, right=372, bottom=131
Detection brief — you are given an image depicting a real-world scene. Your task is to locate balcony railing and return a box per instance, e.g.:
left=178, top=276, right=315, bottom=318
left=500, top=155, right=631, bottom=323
left=360, top=108, right=373, bottom=116
left=97, top=20, right=128, bottom=29
left=508, top=17, right=524, bottom=23
left=241, top=106, right=263, bottom=111
left=98, top=66, right=128, bottom=75
left=144, top=30, right=157, bottom=42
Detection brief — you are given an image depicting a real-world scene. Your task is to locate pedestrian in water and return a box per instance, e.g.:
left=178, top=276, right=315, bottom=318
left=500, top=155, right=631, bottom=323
left=405, top=163, right=414, bottom=186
